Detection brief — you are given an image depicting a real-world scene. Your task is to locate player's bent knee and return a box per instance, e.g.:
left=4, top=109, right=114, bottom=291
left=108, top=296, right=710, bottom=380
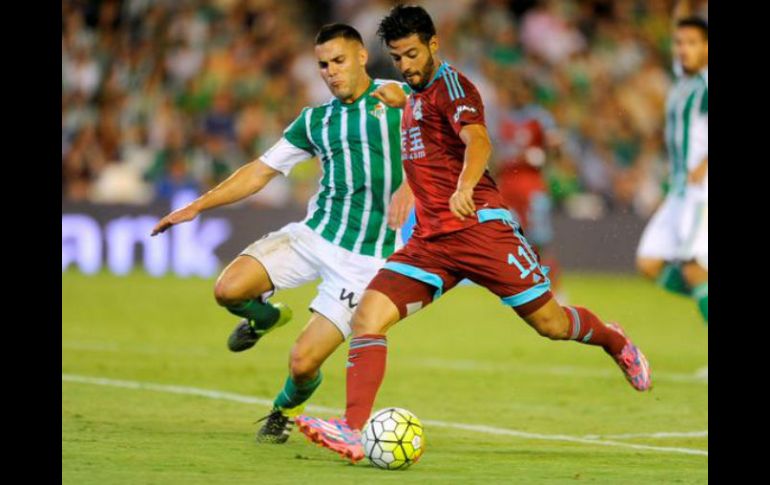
left=213, top=281, right=232, bottom=306
left=213, top=278, right=244, bottom=306
left=213, top=257, right=273, bottom=306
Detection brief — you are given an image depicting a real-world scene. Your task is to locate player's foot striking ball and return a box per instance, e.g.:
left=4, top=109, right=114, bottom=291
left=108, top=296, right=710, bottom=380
left=298, top=5, right=653, bottom=463
left=296, top=416, right=365, bottom=462
left=296, top=409, right=426, bottom=468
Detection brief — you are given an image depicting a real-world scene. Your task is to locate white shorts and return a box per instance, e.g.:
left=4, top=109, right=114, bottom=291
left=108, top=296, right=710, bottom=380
left=240, top=222, right=385, bottom=338
left=636, top=189, right=708, bottom=270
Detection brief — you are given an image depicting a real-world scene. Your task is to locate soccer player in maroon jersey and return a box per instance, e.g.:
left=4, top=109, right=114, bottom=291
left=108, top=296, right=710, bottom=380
left=296, top=5, right=651, bottom=463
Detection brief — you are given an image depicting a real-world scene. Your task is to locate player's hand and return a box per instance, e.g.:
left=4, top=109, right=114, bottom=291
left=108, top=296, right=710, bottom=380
left=449, top=187, right=476, bottom=221
left=372, top=83, right=407, bottom=109
left=151, top=205, right=200, bottom=236
left=388, top=183, right=415, bottom=230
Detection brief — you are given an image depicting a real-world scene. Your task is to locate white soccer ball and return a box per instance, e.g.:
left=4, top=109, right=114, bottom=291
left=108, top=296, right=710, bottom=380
left=361, top=407, right=425, bottom=470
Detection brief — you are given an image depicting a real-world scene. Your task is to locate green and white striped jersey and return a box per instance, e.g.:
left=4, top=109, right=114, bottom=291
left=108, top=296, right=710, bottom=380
left=260, top=79, right=408, bottom=259
left=665, top=67, right=708, bottom=197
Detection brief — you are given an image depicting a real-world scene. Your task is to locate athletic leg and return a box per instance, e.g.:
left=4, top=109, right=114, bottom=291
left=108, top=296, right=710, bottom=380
left=215, top=255, right=293, bottom=351
left=221, top=227, right=319, bottom=351
left=453, top=217, right=651, bottom=391
left=296, top=240, right=460, bottom=461
left=257, top=312, right=344, bottom=443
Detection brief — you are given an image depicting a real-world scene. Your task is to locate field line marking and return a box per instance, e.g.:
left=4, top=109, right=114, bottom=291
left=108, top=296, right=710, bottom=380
left=579, top=431, right=708, bottom=440
left=62, top=342, right=708, bottom=384
left=423, top=421, right=708, bottom=456
left=62, top=373, right=707, bottom=457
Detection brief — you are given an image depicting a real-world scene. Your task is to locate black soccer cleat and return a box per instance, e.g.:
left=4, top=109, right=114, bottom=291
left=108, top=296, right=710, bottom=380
left=226, top=303, right=292, bottom=352
left=227, top=319, right=259, bottom=352
left=255, top=408, right=294, bottom=444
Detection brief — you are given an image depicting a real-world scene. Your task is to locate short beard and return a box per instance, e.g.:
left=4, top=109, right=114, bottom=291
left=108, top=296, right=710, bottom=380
left=410, top=51, right=437, bottom=90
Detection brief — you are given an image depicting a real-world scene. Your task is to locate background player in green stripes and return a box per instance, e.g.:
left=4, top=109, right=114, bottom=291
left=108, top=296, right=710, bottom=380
left=151, top=24, right=413, bottom=443
left=636, top=8, right=708, bottom=329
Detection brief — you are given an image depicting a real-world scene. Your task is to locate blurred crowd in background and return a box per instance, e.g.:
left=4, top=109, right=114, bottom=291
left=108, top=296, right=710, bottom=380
left=62, top=0, right=708, bottom=218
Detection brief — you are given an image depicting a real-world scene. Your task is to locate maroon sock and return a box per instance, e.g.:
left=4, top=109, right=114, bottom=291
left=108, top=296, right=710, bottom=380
left=563, top=306, right=626, bottom=355
left=345, top=334, right=387, bottom=430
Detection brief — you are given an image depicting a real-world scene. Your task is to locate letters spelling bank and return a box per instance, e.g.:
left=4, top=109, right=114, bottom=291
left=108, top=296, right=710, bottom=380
left=62, top=191, right=232, bottom=277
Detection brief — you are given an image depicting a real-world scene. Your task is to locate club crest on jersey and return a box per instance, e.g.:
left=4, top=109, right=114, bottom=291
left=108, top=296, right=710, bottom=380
left=453, top=105, right=477, bottom=122
left=412, top=98, right=423, bottom=121
left=369, top=102, right=386, bottom=119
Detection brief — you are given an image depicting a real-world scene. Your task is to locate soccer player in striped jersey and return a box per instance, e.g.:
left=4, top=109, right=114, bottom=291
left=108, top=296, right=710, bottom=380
left=636, top=15, right=708, bottom=326
left=297, top=5, right=651, bottom=463
left=151, top=23, right=413, bottom=443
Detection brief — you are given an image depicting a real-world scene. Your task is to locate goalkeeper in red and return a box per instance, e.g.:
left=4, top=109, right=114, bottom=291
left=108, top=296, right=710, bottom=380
left=296, top=5, right=652, bottom=463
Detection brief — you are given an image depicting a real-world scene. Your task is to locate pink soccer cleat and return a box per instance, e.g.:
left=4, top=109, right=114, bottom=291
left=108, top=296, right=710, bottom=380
left=295, top=415, right=365, bottom=463
left=608, top=323, right=652, bottom=391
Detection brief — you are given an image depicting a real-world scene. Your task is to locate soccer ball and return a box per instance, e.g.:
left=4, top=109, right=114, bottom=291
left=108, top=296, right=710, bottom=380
left=361, top=407, right=425, bottom=470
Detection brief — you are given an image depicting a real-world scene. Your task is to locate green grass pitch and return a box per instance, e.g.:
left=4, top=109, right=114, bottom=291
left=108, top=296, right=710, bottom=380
left=62, top=271, right=707, bottom=484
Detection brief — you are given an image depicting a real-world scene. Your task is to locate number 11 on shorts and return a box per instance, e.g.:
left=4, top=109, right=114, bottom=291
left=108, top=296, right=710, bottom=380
left=508, top=247, right=538, bottom=279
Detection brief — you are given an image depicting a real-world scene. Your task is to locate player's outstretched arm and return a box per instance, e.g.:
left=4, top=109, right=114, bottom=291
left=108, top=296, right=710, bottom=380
left=449, top=124, right=492, bottom=220
left=151, top=159, right=281, bottom=235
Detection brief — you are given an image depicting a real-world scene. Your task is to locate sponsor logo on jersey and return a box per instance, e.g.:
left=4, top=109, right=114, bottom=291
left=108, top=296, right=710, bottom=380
left=413, top=98, right=423, bottom=121
left=453, top=105, right=477, bottom=122
left=402, top=126, right=425, bottom=160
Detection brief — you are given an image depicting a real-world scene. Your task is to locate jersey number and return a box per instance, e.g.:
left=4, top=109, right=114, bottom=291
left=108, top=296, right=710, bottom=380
left=508, top=246, right=538, bottom=279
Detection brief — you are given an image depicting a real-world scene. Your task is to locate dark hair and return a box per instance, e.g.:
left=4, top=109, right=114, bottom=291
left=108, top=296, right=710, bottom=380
left=315, top=23, right=363, bottom=45
left=377, top=4, right=436, bottom=46
left=677, top=16, right=708, bottom=40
